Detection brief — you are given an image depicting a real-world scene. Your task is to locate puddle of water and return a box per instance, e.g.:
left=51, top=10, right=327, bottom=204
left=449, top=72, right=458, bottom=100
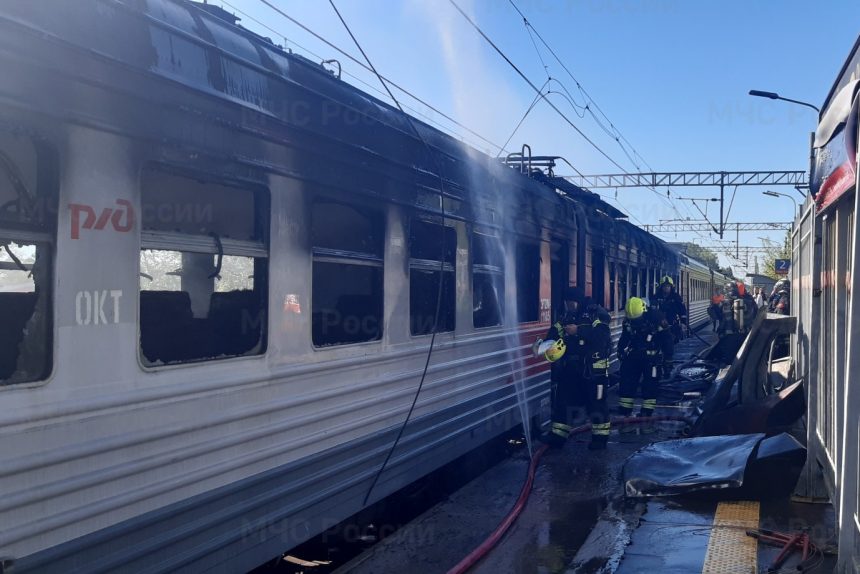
left=510, top=497, right=608, bottom=574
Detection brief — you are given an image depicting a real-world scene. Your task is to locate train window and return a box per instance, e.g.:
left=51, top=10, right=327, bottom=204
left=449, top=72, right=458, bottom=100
left=630, top=267, right=639, bottom=301
left=0, top=134, right=56, bottom=385
left=608, top=264, right=616, bottom=311
left=312, top=202, right=384, bottom=346
left=410, top=219, right=456, bottom=335
left=139, top=169, right=268, bottom=365
left=618, top=264, right=628, bottom=309
left=516, top=242, right=540, bottom=323
left=473, top=231, right=505, bottom=328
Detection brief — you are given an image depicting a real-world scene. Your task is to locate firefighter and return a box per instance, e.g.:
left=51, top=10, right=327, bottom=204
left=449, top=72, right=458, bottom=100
left=650, top=275, right=686, bottom=374
left=719, top=281, right=758, bottom=336
left=534, top=287, right=612, bottom=450
left=575, top=296, right=613, bottom=449
left=617, top=297, right=663, bottom=434
left=768, top=279, right=791, bottom=315
left=708, top=287, right=724, bottom=332
left=533, top=287, right=581, bottom=448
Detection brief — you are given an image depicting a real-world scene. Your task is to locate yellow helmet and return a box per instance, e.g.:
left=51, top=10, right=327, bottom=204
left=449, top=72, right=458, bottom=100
left=660, top=275, right=674, bottom=286
left=625, top=297, right=646, bottom=319
left=539, top=338, right=567, bottom=362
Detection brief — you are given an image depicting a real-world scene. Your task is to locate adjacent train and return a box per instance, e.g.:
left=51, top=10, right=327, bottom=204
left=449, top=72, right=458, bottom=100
left=794, top=34, right=860, bottom=573
left=0, top=1, right=723, bottom=572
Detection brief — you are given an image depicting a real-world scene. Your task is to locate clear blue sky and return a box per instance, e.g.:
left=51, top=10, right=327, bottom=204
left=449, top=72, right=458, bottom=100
left=217, top=0, right=859, bottom=273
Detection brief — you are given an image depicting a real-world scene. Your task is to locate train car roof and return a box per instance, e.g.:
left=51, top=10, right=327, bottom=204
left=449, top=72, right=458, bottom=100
left=4, top=0, right=681, bottom=254
left=820, top=33, right=860, bottom=117
left=666, top=243, right=715, bottom=273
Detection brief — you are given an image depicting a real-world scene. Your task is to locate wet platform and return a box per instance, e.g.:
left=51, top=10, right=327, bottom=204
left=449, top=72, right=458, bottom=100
left=334, top=330, right=837, bottom=573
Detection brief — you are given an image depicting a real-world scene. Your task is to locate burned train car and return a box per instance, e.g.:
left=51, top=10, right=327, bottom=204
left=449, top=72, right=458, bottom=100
left=0, top=1, right=690, bottom=572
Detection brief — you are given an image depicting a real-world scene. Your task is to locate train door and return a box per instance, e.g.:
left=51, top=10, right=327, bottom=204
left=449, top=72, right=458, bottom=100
left=592, top=249, right=605, bottom=308
left=550, top=239, right=569, bottom=319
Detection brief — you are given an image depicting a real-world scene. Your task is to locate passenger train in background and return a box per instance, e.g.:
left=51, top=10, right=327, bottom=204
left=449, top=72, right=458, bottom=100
left=0, top=1, right=727, bottom=571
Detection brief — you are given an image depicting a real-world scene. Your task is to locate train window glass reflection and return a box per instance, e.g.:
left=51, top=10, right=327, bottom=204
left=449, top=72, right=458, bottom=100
left=139, top=169, right=268, bottom=366
left=0, top=134, right=56, bottom=385
left=472, top=231, right=504, bottom=328
left=516, top=242, right=540, bottom=323
left=410, top=219, right=455, bottom=336
left=312, top=202, right=383, bottom=346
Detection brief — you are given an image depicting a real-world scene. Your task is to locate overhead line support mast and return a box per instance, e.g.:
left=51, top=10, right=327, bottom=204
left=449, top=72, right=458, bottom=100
left=563, top=170, right=808, bottom=238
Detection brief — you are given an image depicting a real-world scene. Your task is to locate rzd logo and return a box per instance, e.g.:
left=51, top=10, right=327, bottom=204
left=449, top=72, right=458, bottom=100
left=70, top=200, right=135, bottom=239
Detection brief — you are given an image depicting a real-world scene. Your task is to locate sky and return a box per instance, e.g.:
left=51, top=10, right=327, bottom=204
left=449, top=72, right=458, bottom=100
left=215, top=0, right=860, bottom=274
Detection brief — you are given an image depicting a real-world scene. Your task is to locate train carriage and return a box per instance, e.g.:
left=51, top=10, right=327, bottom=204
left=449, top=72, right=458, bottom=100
left=0, top=2, right=699, bottom=572
left=795, top=33, right=860, bottom=573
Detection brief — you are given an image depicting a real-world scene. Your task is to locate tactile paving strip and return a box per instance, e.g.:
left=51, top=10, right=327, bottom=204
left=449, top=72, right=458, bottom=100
left=701, top=500, right=760, bottom=574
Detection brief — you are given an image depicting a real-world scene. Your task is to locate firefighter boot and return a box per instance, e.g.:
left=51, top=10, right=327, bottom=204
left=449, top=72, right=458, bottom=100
left=588, top=421, right=610, bottom=449
left=539, top=422, right=571, bottom=448
left=640, top=400, right=657, bottom=434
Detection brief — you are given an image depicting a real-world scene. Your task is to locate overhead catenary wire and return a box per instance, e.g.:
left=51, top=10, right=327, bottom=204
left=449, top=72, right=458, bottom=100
left=222, top=0, right=495, bottom=151
left=506, top=0, right=652, bottom=173
left=251, top=0, right=509, bottom=155
left=504, top=0, right=713, bottom=242
left=445, top=0, right=629, bottom=173
left=496, top=78, right=551, bottom=158
left=454, top=0, right=686, bottom=229
left=323, top=0, right=449, bottom=508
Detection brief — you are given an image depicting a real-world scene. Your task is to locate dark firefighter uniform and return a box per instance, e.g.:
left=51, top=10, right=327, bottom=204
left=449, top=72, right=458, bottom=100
left=650, top=276, right=686, bottom=372
left=768, top=279, right=790, bottom=315
left=617, top=297, right=663, bottom=433
left=536, top=287, right=612, bottom=450
left=719, top=281, right=758, bottom=336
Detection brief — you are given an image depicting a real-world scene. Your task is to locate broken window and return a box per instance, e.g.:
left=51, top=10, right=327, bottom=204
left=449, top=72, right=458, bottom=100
left=312, top=201, right=383, bottom=346
left=139, top=168, right=268, bottom=366
left=0, top=134, right=56, bottom=385
left=516, top=242, right=540, bottom=323
left=472, top=231, right=504, bottom=328
left=410, top=219, right=456, bottom=336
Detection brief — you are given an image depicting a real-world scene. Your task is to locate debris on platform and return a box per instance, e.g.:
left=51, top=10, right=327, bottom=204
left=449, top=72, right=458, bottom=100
left=622, top=432, right=805, bottom=500
left=694, top=380, right=805, bottom=436
left=691, top=312, right=801, bottom=436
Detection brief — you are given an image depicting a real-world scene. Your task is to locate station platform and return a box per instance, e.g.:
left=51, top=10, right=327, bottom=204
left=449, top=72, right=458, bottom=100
left=334, top=330, right=837, bottom=574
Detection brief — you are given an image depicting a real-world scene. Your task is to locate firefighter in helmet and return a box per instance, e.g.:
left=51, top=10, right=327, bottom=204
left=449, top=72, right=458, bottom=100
left=650, top=275, right=686, bottom=373
left=617, top=297, right=664, bottom=433
left=534, top=286, right=612, bottom=450
left=768, top=279, right=791, bottom=315
left=719, top=280, right=758, bottom=336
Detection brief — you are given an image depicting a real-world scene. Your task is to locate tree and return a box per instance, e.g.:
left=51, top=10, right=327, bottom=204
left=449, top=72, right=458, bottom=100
left=761, top=230, right=792, bottom=280
left=679, top=242, right=721, bottom=271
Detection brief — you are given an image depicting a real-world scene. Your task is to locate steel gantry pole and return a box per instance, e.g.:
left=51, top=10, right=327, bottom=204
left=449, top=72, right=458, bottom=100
left=720, top=172, right=725, bottom=239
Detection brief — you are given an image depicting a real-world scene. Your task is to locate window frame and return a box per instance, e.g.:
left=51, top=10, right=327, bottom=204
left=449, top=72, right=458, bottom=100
left=471, top=229, right=505, bottom=329
left=137, top=165, right=270, bottom=369
left=310, top=199, right=385, bottom=348
left=0, top=134, right=58, bottom=387
left=408, top=216, right=457, bottom=337
left=515, top=239, right=541, bottom=324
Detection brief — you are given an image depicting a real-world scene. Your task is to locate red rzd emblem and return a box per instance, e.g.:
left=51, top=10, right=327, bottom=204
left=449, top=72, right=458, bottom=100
left=70, top=200, right=135, bottom=239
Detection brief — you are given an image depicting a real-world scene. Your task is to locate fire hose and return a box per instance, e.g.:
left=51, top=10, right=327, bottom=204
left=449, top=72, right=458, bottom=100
left=446, top=414, right=693, bottom=574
